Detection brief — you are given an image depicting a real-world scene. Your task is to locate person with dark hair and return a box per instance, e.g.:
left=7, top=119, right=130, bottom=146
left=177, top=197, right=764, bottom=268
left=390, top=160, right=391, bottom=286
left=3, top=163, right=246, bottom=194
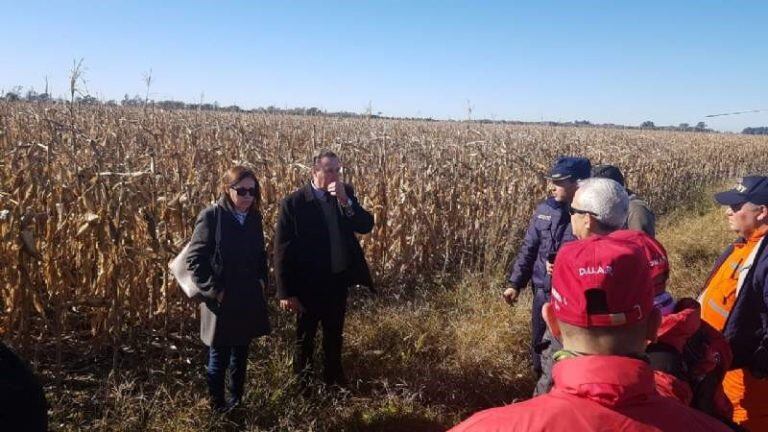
left=504, top=156, right=591, bottom=376
left=186, top=165, right=271, bottom=413
left=450, top=237, right=730, bottom=432
left=591, top=164, right=656, bottom=237
left=274, top=150, right=374, bottom=391
left=0, top=341, right=48, bottom=431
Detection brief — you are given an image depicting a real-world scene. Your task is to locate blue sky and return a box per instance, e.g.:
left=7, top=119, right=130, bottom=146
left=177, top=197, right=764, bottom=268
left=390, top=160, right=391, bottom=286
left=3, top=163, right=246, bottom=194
left=2, top=1, right=766, bottom=131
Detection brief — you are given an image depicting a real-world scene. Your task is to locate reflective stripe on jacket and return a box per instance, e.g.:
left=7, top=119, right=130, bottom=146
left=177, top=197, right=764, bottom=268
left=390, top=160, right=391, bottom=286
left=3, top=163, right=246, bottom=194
left=700, top=228, right=768, bottom=427
left=700, top=231, right=768, bottom=369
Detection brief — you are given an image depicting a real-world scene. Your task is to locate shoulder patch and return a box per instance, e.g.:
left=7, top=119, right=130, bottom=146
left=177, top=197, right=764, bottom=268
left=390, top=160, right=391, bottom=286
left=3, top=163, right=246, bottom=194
left=537, top=214, right=552, bottom=221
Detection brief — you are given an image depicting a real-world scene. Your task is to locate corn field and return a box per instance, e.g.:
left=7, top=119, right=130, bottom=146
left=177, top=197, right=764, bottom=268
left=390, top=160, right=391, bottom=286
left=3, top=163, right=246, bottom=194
left=2, top=101, right=768, bottom=354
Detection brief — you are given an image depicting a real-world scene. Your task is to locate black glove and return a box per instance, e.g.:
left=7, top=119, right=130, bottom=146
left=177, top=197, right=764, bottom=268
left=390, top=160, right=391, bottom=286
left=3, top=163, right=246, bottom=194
left=750, top=345, right=768, bottom=379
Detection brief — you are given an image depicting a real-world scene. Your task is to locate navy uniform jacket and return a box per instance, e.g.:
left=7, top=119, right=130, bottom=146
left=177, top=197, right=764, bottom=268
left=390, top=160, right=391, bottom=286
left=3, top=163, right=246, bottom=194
left=707, top=236, right=768, bottom=372
left=507, top=197, right=575, bottom=293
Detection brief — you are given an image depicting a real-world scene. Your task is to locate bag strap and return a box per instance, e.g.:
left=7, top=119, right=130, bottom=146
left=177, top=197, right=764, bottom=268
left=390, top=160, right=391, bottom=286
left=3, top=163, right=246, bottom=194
left=214, top=204, right=222, bottom=249
left=210, top=204, right=224, bottom=277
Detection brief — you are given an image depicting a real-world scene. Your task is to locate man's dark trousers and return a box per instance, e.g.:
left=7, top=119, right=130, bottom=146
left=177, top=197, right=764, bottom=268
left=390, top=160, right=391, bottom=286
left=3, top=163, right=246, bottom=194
left=293, top=272, right=349, bottom=385
left=531, top=289, right=550, bottom=375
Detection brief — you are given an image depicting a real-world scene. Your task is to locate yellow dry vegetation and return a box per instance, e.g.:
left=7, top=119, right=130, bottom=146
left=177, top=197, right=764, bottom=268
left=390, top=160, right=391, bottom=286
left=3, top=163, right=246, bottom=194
left=1, top=101, right=767, bottom=351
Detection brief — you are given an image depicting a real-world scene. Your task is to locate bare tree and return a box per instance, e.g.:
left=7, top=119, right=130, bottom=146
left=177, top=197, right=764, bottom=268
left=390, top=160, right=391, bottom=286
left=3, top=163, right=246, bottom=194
left=466, top=99, right=474, bottom=121
left=142, top=69, right=153, bottom=110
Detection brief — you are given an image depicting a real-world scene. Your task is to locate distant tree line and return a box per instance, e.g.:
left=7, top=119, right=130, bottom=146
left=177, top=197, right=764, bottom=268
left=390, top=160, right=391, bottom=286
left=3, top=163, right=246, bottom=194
left=2, top=86, right=53, bottom=103
left=743, top=127, right=768, bottom=135
left=112, top=94, right=380, bottom=118
left=4, top=86, right=763, bottom=134
left=639, top=121, right=712, bottom=132
left=0, top=87, right=398, bottom=119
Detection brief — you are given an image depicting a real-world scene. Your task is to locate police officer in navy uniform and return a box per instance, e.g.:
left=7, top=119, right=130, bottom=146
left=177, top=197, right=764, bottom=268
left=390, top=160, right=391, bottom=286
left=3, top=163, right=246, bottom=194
left=503, top=156, right=591, bottom=376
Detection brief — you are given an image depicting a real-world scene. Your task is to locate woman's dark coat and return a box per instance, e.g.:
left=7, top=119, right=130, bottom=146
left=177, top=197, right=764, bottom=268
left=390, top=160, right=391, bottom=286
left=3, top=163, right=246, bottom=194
left=186, top=196, right=271, bottom=346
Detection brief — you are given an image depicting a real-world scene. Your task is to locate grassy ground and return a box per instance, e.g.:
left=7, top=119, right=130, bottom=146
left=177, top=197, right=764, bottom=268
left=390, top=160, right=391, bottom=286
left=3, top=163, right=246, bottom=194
left=27, top=187, right=736, bottom=431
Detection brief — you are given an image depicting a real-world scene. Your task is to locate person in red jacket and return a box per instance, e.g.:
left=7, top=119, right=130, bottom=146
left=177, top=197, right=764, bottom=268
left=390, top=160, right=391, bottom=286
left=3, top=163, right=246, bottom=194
left=612, top=231, right=734, bottom=421
left=449, top=236, right=730, bottom=432
left=650, top=297, right=734, bottom=419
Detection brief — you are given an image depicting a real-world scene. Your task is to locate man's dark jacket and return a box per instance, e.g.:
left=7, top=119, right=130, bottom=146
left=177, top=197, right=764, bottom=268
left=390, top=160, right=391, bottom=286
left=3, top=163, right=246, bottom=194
left=707, top=236, right=768, bottom=372
left=0, top=342, right=48, bottom=431
left=627, top=194, right=656, bottom=237
left=274, top=183, right=374, bottom=304
left=507, top=197, right=574, bottom=292
left=186, top=196, right=271, bottom=346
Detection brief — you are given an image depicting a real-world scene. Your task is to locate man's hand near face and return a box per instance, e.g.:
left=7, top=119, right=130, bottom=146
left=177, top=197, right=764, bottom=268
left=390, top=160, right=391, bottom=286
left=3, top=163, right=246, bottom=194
left=327, top=181, right=350, bottom=206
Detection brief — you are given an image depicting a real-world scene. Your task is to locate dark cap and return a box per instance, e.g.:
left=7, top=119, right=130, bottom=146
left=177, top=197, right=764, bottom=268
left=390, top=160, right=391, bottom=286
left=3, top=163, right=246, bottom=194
left=545, top=156, right=591, bottom=181
left=591, top=164, right=625, bottom=187
left=714, top=176, right=768, bottom=206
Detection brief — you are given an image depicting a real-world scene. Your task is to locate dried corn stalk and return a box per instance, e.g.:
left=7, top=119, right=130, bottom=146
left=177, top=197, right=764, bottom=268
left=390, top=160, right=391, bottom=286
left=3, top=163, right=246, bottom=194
left=1, top=101, right=768, bottom=348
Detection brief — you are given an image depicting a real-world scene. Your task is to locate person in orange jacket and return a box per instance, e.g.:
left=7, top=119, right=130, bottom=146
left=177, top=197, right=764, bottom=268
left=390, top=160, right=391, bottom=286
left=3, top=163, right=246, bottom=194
left=449, top=236, right=730, bottom=432
left=700, top=176, right=768, bottom=430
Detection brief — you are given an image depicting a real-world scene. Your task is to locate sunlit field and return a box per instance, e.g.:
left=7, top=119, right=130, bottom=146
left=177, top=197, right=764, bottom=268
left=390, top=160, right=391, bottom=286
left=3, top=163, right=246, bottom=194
left=1, top=102, right=765, bottom=430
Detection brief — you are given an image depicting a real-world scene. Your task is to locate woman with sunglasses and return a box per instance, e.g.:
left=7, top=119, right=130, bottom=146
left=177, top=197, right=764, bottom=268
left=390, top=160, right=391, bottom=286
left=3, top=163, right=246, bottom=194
left=186, top=165, right=271, bottom=413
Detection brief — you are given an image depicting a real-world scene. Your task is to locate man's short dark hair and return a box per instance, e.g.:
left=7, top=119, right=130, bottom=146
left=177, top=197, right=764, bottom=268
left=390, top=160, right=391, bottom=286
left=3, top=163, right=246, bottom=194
left=591, top=164, right=625, bottom=187
left=312, top=150, right=339, bottom=166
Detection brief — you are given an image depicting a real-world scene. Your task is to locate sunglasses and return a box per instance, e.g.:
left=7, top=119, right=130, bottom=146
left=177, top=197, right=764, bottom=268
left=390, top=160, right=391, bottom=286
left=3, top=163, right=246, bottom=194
left=569, top=206, right=597, bottom=216
left=729, top=202, right=745, bottom=212
left=730, top=202, right=766, bottom=213
left=231, top=187, right=257, bottom=197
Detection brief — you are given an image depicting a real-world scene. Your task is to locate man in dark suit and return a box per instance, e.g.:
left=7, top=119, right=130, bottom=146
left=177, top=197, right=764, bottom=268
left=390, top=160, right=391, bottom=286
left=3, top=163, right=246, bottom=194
left=274, top=150, right=374, bottom=389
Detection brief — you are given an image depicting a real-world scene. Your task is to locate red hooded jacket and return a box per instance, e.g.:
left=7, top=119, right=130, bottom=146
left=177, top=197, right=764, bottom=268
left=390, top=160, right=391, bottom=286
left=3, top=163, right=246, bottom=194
left=657, top=299, right=732, bottom=376
left=651, top=298, right=733, bottom=419
left=449, top=356, right=730, bottom=432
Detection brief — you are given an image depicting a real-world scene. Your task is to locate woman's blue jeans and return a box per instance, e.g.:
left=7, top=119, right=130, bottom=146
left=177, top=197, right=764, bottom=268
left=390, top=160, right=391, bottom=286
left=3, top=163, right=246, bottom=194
left=206, top=344, right=249, bottom=408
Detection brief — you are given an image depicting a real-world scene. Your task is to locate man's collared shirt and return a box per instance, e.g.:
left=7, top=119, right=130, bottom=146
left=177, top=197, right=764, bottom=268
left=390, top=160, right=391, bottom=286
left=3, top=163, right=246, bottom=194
left=311, top=181, right=348, bottom=274
left=310, top=181, right=326, bottom=201
left=311, top=181, right=354, bottom=216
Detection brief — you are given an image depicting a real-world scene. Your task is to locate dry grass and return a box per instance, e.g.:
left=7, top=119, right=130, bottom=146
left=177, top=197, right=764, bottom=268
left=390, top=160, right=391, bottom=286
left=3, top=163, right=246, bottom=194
left=34, top=275, right=534, bottom=431
left=34, top=193, right=735, bottom=431
left=20, top=186, right=743, bottom=432
left=0, top=101, right=765, bottom=430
